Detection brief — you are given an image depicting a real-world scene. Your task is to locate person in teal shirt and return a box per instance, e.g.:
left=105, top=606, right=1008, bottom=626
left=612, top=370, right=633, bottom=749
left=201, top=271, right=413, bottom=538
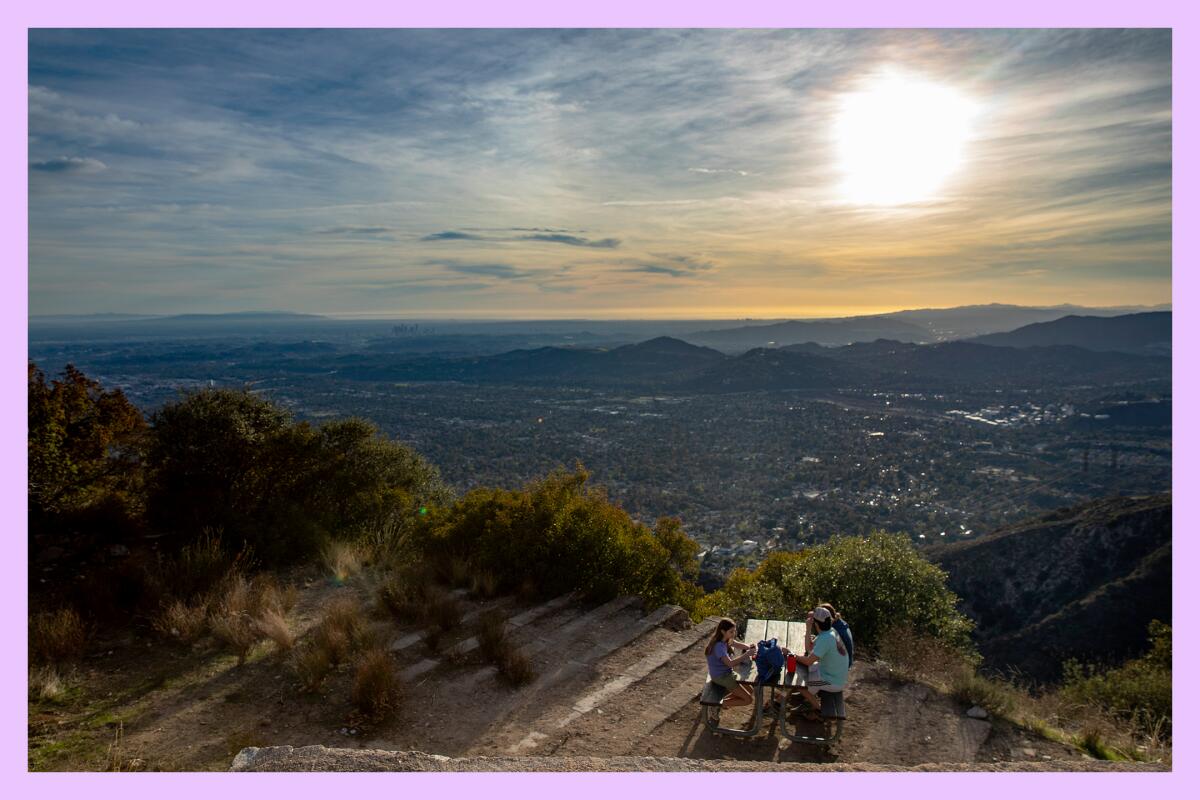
left=791, top=606, right=849, bottom=717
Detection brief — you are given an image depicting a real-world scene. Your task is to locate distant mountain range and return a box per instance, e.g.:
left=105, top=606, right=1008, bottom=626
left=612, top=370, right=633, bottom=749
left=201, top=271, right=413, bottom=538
left=679, top=304, right=1170, bottom=352
left=968, top=312, right=1170, bottom=355
left=332, top=327, right=1170, bottom=392
left=931, top=494, right=1171, bottom=682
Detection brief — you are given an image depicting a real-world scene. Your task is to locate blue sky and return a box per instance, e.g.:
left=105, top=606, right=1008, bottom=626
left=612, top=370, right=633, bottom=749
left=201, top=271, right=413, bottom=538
left=28, top=29, right=1171, bottom=318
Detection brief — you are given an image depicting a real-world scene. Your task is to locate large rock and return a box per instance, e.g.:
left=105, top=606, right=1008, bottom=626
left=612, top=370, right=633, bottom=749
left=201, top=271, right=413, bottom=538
left=229, top=746, right=1166, bottom=772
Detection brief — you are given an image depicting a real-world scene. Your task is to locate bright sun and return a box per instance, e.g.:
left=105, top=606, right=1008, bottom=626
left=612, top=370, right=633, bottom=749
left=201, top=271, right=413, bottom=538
left=834, top=69, right=977, bottom=206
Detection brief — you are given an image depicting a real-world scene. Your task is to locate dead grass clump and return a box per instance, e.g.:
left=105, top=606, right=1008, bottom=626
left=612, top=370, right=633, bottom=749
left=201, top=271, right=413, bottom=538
left=470, top=570, right=499, bottom=599
left=291, top=643, right=334, bottom=693
left=29, top=666, right=70, bottom=703
left=421, top=626, right=443, bottom=653
left=476, top=609, right=509, bottom=663
left=427, top=591, right=463, bottom=632
left=377, top=571, right=434, bottom=623
left=253, top=608, right=295, bottom=655
left=497, top=647, right=536, bottom=688
left=351, top=647, right=402, bottom=720
left=210, top=611, right=259, bottom=665
left=323, top=540, right=364, bottom=584
left=153, top=599, right=209, bottom=645
left=309, top=596, right=367, bottom=666
left=949, top=670, right=1018, bottom=718
left=104, top=723, right=145, bottom=772
left=30, top=607, right=88, bottom=664
left=517, top=577, right=539, bottom=602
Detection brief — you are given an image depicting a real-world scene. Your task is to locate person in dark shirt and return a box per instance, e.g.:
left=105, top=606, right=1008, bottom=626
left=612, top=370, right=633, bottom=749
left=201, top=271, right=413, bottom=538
left=819, top=602, right=854, bottom=668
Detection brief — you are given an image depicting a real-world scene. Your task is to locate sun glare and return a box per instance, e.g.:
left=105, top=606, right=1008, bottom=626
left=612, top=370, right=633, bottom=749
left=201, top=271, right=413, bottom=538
left=834, top=69, right=977, bottom=206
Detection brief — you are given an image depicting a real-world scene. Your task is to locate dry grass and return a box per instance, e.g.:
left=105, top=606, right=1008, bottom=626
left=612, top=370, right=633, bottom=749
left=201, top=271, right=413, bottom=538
left=29, top=666, right=70, bottom=703
left=421, top=626, right=443, bottom=653
left=291, top=642, right=334, bottom=693
left=351, top=647, right=402, bottom=719
left=30, top=607, right=88, bottom=664
left=253, top=608, right=295, bottom=655
left=104, top=723, right=144, bottom=772
left=878, top=627, right=1168, bottom=763
left=309, top=596, right=368, bottom=667
left=497, top=647, right=536, bottom=688
left=208, top=574, right=264, bottom=664
left=377, top=570, right=434, bottom=623
left=427, top=590, right=463, bottom=632
left=153, top=599, right=210, bottom=645
left=470, top=570, right=499, bottom=599
left=323, top=540, right=365, bottom=584
left=476, top=609, right=509, bottom=663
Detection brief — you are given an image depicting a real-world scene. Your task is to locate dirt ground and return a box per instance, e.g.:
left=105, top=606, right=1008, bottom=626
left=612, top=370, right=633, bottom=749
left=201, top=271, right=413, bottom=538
left=28, top=570, right=1098, bottom=771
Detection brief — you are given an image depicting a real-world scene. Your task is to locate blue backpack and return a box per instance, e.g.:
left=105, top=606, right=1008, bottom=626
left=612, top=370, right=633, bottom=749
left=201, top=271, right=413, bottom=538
left=754, top=638, right=786, bottom=685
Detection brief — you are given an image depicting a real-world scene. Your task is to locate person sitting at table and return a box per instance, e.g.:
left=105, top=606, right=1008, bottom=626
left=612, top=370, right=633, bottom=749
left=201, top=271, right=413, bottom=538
left=819, top=602, right=854, bottom=669
left=791, top=606, right=849, bottom=720
left=705, top=618, right=756, bottom=709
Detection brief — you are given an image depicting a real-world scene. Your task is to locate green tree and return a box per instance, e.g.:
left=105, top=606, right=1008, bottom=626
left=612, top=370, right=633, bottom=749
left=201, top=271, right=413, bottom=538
left=425, top=467, right=703, bottom=611
left=145, top=389, right=448, bottom=564
left=28, top=361, right=148, bottom=520
left=700, top=532, right=973, bottom=651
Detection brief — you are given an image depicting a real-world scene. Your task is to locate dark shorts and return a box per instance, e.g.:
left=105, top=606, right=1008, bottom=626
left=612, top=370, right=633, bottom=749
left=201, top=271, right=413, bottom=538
left=710, top=672, right=740, bottom=690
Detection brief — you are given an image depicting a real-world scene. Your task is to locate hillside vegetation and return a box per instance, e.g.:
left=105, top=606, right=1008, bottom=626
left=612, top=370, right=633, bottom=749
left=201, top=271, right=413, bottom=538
left=28, top=361, right=1171, bottom=767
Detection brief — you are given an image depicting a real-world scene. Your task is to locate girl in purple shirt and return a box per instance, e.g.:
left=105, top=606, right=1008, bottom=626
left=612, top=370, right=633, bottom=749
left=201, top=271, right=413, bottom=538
left=704, top=618, right=756, bottom=709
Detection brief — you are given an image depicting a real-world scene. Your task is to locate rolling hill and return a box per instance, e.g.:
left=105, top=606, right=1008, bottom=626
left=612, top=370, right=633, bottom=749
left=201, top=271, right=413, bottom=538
left=968, top=312, right=1171, bottom=355
left=931, top=494, right=1171, bottom=683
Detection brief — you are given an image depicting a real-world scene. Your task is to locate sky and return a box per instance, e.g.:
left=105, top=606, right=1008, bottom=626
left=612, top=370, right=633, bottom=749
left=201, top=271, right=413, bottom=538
left=27, top=29, right=1172, bottom=319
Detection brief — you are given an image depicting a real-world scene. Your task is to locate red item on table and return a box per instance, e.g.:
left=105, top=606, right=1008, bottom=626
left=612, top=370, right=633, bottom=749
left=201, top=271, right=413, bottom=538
left=786, top=654, right=797, bottom=673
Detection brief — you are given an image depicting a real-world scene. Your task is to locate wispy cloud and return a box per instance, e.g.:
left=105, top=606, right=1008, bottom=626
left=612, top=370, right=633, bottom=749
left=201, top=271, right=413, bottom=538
left=31, top=155, right=107, bottom=174
left=422, top=230, right=620, bottom=248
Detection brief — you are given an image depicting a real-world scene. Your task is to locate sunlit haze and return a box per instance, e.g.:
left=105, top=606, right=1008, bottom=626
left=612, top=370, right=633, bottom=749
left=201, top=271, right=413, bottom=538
left=28, top=29, right=1171, bottom=318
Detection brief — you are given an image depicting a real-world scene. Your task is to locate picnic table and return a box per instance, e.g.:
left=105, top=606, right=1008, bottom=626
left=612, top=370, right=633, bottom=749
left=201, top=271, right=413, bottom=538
left=700, top=617, right=846, bottom=745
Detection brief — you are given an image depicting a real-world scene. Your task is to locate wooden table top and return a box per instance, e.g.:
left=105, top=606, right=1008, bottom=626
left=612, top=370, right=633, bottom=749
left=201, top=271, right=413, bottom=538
left=729, top=617, right=811, bottom=687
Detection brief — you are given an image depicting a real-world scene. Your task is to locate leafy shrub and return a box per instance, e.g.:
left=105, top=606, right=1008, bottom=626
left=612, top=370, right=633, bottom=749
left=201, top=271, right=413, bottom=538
left=28, top=361, right=147, bottom=521
left=699, top=532, right=974, bottom=651
left=424, top=467, right=702, bottom=611
left=1061, top=621, right=1171, bottom=739
left=30, top=607, right=88, bottom=664
left=351, top=648, right=402, bottom=719
left=145, top=390, right=448, bottom=567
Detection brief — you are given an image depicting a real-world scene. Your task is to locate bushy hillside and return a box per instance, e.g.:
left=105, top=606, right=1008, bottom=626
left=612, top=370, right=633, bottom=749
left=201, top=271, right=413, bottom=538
left=930, top=494, right=1171, bottom=682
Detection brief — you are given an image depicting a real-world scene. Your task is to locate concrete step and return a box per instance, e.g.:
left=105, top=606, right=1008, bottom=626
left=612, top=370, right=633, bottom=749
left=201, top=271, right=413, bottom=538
left=398, top=593, right=575, bottom=681
left=500, top=608, right=709, bottom=752
left=551, top=616, right=715, bottom=730
left=462, top=595, right=641, bottom=682
left=391, top=593, right=568, bottom=654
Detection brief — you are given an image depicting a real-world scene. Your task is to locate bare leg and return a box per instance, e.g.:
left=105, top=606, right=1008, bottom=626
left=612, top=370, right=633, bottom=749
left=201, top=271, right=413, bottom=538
left=722, top=684, right=753, bottom=708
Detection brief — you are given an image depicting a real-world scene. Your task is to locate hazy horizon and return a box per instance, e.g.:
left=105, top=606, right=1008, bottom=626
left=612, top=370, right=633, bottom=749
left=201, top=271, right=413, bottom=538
left=29, top=29, right=1171, bottom=318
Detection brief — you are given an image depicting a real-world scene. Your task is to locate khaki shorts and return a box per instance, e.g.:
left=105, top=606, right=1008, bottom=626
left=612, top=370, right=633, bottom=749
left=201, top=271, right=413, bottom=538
left=711, top=672, right=740, bottom=691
